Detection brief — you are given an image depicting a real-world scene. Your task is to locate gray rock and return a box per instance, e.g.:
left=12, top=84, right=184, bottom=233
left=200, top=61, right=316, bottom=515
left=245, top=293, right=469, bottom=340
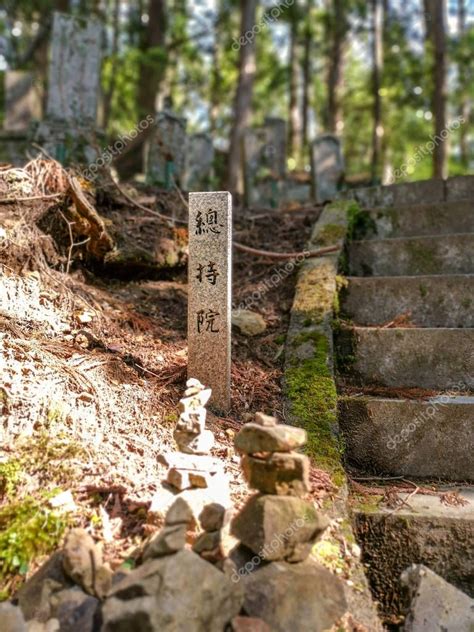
left=143, top=524, right=187, bottom=560
left=165, top=497, right=194, bottom=526
left=234, top=423, right=307, bottom=454
left=102, top=549, right=243, bottom=631
left=175, top=428, right=215, bottom=455
left=243, top=559, right=347, bottom=632
left=241, top=452, right=309, bottom=496
left=231, top=494, right=328, bottom=562
left=49, top=587, right=99, bottom=632
left=192, top=530, right=223, bottom=563
left=254, top=412, right=277, bottom=427
left=231, top=310, right=266, bottom=336
left=62, top=529, right=111, bottom=599
left=0, top=602, right=27, bottom=632
left=199, top=503, right=228, bottom=531
left=17, top=553, right=73, bottom=621
left=401, top=564, right=474, bottom=631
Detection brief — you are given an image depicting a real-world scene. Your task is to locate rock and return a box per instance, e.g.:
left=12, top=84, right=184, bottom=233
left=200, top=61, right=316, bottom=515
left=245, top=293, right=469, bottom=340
left=231, top=616, right=272, bottom=632
left=0, top=602, right=27, bottom=632
left=254, top=412, right=277, bottom=427
left=143, top=523, right=187, bottom=560
left=17, top=552, right=73, bottom=621
left=26, top=620, right=60, bottom=632
left=401, top=564, right=474, bottom=631
left=48, top=587, right=99, bottom=632
left=62, top=529, right=111, bottom=598
left=174, top=428, right=215, bottom=455
left=231, top=310, right=266, bottom=336
left=234, top=424, right=306, bottom=454
left=150, top=485, right=232, bottom=529
left=242, top=559, right=347, bottom=632
left=165, top=497, right=194, bottom=526
left=102, top=549, right=243, bottom=631
left=231, top=494, right=328, bottom=562
left=192, top=530, right=223, bottom=563
left=157, top=452, right=222, bottom=472
left=148, top=485, right=180, bottom=523
left=199, top=503, right=229, bottom=531
left=167, top=467, right=213, bottom=490
left=241, top=452, right=309, bottom=496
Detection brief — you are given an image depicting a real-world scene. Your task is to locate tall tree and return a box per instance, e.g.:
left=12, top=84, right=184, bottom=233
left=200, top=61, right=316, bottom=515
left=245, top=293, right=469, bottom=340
left=458, top=0, right=470, bottom=168
left=424, top=0, right=447, bottom=179
left=301, top=1, right=313, bottom=151
left=326, top=0, right=348, bottom=135
left=288, top=3, right=302, bottom=158
left=137, top=0, right=167, bottom=119
left=371, top=0, right=384, bottom=181
left=227, top=0, right=258, bottom=194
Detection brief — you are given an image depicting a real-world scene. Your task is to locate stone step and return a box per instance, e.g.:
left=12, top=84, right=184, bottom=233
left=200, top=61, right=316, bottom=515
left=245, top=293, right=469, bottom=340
left=348, top=233, right=474, bottom=276
left=339, top=395, right=474, bottom=481
left=348, top=178, right=445, bottom=208
left=342, top=275, right=474, bottom=327
left=353, top=487, right=474, bottom=617
left=337, top=327, right=474, bottom=390
left=356, top=200, right=474, bottom=240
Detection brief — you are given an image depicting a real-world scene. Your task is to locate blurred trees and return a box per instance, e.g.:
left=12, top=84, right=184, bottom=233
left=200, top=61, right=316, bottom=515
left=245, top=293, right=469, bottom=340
left=0, top=0, right=472, bottom=184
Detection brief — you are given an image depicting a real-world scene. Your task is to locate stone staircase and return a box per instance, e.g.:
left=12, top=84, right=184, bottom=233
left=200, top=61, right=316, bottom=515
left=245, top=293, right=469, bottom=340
left=336, top=176, right=474, bottom=617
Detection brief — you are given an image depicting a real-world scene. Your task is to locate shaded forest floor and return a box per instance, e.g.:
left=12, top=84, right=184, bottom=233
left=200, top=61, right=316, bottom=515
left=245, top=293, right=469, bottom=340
left=0, top=160, right=330, bottom=596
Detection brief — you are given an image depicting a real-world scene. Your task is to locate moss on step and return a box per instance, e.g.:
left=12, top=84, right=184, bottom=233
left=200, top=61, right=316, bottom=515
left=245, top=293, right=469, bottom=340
left=315, top=223, right=347, bottom=246
left=286, top=331, right=345, bottom=487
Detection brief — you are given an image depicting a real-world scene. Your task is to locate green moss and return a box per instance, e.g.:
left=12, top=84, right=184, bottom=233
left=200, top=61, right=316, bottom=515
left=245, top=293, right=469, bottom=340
left=346, top=202, right=376, bottom=240
left=461, top=298, right=471, bottom=309
left=419, top=283, right=428, bottom=298
left=315, top=223, right=347, bottom=246
left=0, top=460, right=21, bottom=499
left=286, top=331, right=345, bottom=487
left=406, top=242, right=437, bottom=274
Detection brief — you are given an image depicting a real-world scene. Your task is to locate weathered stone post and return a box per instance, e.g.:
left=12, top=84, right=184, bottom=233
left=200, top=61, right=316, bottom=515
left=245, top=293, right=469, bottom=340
left=310, top=134, right=344, bottom=203
left=188, top=192, right=232, bottom=412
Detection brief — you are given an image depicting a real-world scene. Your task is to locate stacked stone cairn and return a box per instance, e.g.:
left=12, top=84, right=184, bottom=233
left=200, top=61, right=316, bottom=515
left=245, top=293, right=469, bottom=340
left=231, top=412, right=328, bottom=562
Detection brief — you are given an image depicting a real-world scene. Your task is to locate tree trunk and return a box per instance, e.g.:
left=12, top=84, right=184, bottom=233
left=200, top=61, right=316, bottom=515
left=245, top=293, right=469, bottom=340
left=226, top=0, right=258, bottom=194
left=327, top=0, right=347, bottom=135
left=371, top=0, right=384, bottom=182
left=425, top=0, right=447, bottom=179
left=458, top=0, right=470, bottom=168
left=137, top=0, right=167, bottom=120
left=301, top=11, right=312, bottom=151
left=288, top=11, right=301, bottom=159
left=103, top=0, right=121, bottom=129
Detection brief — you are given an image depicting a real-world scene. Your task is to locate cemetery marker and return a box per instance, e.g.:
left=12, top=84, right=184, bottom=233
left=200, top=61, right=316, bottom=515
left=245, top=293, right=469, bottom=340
left=188, top=192, right=232, bottom=413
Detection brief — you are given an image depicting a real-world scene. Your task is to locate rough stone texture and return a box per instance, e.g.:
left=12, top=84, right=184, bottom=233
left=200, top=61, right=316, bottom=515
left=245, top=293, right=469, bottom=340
left=338, top=326, right=474, bottom=390
left=310, top=134, right=344, bottom=203
left=342, top=274, right=474, bottom=327
left=46, top=13, right=102, bottom=124
left=339, top=396, right=474, bottom=481
left=199, top=503, right=228, bottom=531
left=241, top=452, right=310, bottom=496
left=242, top=126, right=285, bottom=208
left=348, top=233, right=474, bottom=276
left=254, top=412, right=277, bottom=427
left=48, top=587, right=99, bottom=632
left=102, top=549, right=243, bottom=632
left=354, top=488, right=474, bottom=617
left=63, top=529, right=111, bottom=599
left=445, top=175, right=474, bottom=201
left=16, top=552, right=73, bottom=621
left=346, top=178, right=444, bottom=208
left=146, top=111, right=187, bottom=187
left=401, top=564, right=474, bottom=632
left=143, top=523, right=187, bottom=560
left=359, top=200, right=474, bottom=239
left=234, top=423, right=307, bottom=454
left=231, top=494, right=328, bottom=561
left=184, top=133, right=214, bottom=191
left=188, top=192, right=232, bottom=413
left=231, top=616, right=272, bottom=632
left=263, top=117, right=287, bottom=178
left=4, top=71, right=42, bottom=131
left=242, top=559, right=347, bottom=632
left=164, top=496, right=194, bottom=525
left=231, top=310, right=266, bottom=336
left=0, top=602, right=27, bottom=632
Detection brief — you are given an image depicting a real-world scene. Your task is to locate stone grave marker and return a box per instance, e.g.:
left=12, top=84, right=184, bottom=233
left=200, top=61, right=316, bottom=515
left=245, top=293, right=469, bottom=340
left=242, top=126, right=284, bottom=209
left=188, top=192, right=232, bottom=412
left=311, top=134, right=344, bottom=203
left=264, top=117, right=287, bottom=179
left=4, top=71, right=42, bottom=131
left=35, top=12, right=103, bottom=164
left=147, top=111, right=187, bottom=189
left=183, top=133, right=214, bottom=191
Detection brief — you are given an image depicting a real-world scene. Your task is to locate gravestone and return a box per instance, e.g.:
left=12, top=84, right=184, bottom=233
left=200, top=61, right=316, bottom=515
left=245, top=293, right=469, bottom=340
left=188, top=192, right=232, bottom=413
left=311, top=134, right=344, bottom=203
left=243, top=125, right=285, bottom=209
left=147, top=111, right=187, bottom=189
left=264, top=117, right=287, bottom=179
left=35, top=12, right=103, bottom=164
left=183, top=133, right=214, bottom=191
left=4, top=71, right=42, bottom=131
